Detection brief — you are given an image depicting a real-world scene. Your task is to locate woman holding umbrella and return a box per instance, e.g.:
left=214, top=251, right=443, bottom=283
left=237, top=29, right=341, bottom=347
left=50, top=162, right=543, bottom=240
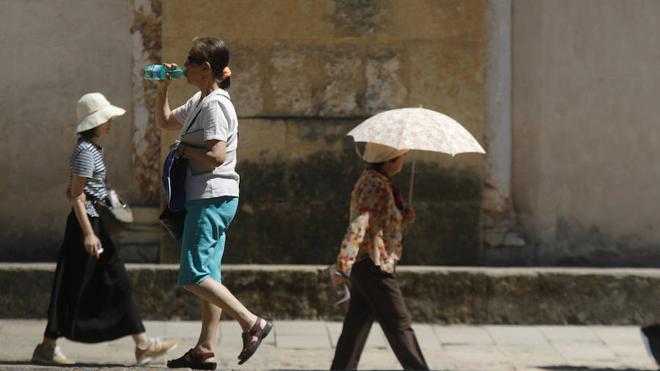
left=331, top=107, right=484, bottom=370
left=331, top=142, right=429, bottom=370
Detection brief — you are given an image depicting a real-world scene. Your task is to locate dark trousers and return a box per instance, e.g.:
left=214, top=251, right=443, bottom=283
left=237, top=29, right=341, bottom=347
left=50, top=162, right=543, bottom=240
left=331, top=258, right=429, bottom=370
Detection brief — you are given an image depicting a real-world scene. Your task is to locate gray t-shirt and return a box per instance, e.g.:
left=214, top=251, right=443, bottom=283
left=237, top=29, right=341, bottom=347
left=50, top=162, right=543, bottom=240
left=70, top=140, right=107, bottom=217
left=172, top=89, right=239, bottom=201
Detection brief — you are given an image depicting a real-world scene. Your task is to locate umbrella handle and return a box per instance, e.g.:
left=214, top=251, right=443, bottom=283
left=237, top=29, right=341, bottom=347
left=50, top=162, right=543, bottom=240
left=408, top=155, right=416, bottom=206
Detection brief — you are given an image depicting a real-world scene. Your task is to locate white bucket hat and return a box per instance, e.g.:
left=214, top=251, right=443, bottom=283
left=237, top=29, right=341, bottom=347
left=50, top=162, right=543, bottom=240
left=76, top=92, right=126, bottom=133
left=361, top=142, right=408, bottom=163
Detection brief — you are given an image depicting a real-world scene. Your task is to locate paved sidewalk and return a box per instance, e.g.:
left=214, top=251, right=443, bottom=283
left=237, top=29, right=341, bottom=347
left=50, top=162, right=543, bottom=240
left=0, top=320, right=657, bottom=370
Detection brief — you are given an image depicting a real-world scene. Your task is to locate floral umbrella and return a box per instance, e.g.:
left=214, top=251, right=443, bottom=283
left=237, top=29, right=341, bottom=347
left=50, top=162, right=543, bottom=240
left=347, top=108, right=486, bottom=203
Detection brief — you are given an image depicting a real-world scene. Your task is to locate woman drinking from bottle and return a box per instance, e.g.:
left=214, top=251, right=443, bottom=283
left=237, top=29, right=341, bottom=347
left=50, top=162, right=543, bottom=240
left=155, top=37, right=272, bottom=370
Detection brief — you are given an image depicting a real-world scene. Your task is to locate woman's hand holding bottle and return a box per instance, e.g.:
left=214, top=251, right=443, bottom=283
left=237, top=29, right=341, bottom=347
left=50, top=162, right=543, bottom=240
left=146, top=63, right=184, bottom=84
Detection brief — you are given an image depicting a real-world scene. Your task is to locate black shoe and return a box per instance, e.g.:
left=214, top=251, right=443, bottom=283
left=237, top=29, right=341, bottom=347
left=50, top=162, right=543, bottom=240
left=641, top=324, right=660, bottom=365
left=167, top=348, right=216, bottom=370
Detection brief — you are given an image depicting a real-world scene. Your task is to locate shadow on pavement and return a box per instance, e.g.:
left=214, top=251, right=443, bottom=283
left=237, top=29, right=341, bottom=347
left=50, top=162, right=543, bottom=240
left=540, top=366, right=656, bottom=371
left=0, top=360, right=161, bottom=369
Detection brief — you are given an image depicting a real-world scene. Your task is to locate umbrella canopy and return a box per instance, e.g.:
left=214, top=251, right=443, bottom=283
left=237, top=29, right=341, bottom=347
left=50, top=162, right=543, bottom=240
left=347, top=107, right=485, bottom=204
left=347, top=107, right=485, bottom=155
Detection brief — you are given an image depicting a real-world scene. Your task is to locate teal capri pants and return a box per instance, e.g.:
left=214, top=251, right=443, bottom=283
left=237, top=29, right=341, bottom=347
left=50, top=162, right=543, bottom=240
left=178, top=196, right=238, bottom=286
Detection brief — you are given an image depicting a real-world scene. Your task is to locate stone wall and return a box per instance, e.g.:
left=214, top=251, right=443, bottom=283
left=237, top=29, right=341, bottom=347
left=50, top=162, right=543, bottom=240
left=0, top=0, right=486, bottom=265
left=3, top=0, right=658, bottom=268
left=4, top=263, right=660, bottom=324
left=512, top=0, right=660, bottom=266
left=0, top=0, right=142, bottom=260
left=160, top=0, right=487, bottom=265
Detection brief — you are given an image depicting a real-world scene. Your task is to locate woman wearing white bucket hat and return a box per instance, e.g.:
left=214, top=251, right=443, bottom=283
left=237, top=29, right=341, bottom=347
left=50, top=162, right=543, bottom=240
left=31, top=93, right=176, bottom=366
left=331, top=142, right=429, bottom=370
left=75, top=92, right=126, bottom=133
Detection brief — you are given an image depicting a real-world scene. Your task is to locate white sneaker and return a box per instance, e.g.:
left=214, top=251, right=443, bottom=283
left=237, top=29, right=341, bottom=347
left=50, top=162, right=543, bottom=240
left=135, top=337, right=178, bottom=365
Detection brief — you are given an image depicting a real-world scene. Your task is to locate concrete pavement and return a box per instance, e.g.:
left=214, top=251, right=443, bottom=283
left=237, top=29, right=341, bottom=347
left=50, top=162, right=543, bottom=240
left=0, top=320, right=658, bottom=370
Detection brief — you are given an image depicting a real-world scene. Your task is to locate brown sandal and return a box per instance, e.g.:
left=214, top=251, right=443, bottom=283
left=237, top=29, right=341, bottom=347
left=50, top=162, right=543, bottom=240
left=237, top=317, right=273, bottom=365
left=166, top=348, right=216, bottom=370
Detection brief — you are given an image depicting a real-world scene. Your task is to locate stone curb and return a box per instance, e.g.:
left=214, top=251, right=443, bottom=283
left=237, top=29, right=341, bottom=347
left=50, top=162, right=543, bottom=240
left=2, top=264, right=660, bottom=324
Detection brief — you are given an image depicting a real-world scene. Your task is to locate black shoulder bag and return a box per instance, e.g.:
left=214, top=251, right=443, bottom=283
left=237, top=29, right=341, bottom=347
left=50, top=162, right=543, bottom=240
left=159, top=108, right=203, bottom=240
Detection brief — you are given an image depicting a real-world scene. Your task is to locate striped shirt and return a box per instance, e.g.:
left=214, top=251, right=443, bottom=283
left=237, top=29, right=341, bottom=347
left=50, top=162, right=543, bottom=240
left=70, top=140, right=107, bottom=217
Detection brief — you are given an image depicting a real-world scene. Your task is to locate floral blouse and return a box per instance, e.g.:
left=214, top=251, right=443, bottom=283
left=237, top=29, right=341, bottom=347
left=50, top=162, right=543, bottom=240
left=336, top=169, right=410, bottom=275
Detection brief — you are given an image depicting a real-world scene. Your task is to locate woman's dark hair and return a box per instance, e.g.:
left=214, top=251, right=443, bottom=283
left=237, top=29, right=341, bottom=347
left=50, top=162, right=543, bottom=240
left=369, top=162, right=386, bottom=171
left=368, top=155, right=403, bottom=171
left=189, top=36, right=231, bottom=89
left=78, top=127, right=97, bottom=141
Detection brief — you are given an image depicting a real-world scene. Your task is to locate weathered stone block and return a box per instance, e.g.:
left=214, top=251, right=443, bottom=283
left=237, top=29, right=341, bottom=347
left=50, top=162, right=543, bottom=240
left=364, top=49, right=408, bottom=113
left=319, top=49, right=363, bottom=117
left=383, top=0, right=486, bottom=42
left=406, top=41, right=485, bottom=140
left=219, top=40, right=484, bottom=120
left=160, top=37, right=485, bottom=122
left=231, top=44, right=266, bottom=115
left=163, top=0, right=485, bottom=41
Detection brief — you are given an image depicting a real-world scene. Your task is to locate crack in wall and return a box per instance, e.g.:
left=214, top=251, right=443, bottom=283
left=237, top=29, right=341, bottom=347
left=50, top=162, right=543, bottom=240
left=131, top=0, right=162, bottom=204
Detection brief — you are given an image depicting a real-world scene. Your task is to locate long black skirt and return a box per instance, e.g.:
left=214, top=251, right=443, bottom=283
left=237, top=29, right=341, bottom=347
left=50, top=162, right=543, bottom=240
left=44, top=211, right=145, bottom=343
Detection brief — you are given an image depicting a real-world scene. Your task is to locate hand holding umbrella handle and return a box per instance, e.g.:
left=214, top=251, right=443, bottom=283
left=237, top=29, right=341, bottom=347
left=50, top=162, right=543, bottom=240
left=403, top=205, right=416, bottom=224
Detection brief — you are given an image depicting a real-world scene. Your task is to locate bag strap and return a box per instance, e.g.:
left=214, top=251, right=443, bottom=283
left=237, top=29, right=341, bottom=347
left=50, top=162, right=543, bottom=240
left=183, top=108, right=203, bottom=135
left=183, top=93, right=232, bottom=135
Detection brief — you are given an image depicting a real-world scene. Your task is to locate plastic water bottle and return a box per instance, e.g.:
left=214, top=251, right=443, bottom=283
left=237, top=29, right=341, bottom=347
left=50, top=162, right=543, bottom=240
left=143, top=64, right=186, bottom=80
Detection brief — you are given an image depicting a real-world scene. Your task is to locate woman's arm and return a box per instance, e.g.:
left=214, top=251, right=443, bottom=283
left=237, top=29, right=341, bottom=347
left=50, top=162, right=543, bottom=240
left=335, top=178, right=390, bottom=275
left=69, top=176, right=102, bottom=259
left=178, top=140, right=226, bottom=168
left=155, top=83, right=183, bottom=131
left=336, top=212, right=369, bottom=276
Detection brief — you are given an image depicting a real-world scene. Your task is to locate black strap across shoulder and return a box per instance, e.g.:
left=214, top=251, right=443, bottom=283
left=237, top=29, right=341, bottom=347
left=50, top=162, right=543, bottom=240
left=183, top=93, right=232, bottom=135
left=183, top=109, right=203, bottom=135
